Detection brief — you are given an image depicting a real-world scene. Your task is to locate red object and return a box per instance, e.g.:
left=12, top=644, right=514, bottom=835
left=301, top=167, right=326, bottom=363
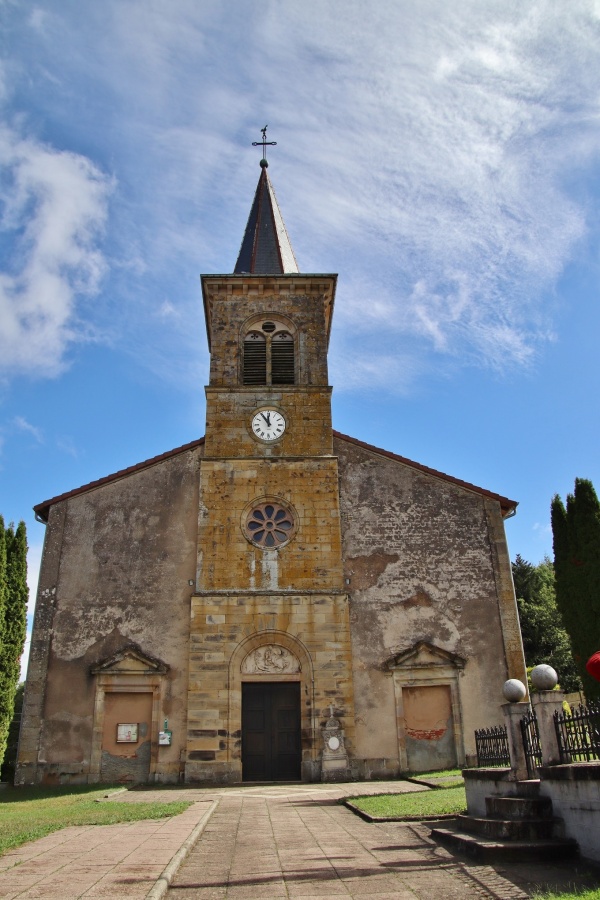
left=585, top=652, right=600, bottom=682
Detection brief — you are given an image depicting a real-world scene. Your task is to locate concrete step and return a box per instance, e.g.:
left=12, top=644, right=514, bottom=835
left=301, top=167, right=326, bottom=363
left=457, top=813, right=558, bottom=841
left=431, top=824, right=579, bottom=863
left=485, top=795, right=553, bottom=820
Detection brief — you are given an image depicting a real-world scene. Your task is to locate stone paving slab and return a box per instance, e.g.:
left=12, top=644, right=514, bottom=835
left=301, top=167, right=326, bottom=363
left=166, top=784, right=600, bottom=899
left=0, top=799, right=215, bottom=899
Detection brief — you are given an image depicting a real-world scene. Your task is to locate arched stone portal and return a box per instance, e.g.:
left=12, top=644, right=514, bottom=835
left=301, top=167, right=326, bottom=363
left=228, top=631, right=315, bottom=781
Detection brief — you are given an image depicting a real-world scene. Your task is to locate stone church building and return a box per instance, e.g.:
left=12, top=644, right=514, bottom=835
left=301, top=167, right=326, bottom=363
left=16, top=155, right=526, bottom=786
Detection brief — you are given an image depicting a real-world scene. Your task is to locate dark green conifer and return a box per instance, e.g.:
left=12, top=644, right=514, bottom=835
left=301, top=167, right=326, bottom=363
left=0, top=520, right=28, bottom=769
left=0, top=518, right=7, bottom=767
left=551, top=479, right=600, bottom=700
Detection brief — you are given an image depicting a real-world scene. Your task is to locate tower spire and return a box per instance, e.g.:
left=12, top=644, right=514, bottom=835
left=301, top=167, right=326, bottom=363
left=234, top=128, right=299, bottom=275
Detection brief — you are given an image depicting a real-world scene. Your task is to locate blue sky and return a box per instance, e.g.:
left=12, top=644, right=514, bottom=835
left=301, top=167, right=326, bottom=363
left=2, top=1, right=600, bottom=674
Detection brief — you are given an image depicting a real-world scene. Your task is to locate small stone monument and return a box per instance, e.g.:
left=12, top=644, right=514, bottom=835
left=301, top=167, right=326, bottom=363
left=321, top=705, right=350, bottom=782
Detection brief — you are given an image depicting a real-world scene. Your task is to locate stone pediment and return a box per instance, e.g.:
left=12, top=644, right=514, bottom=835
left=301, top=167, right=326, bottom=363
left=386, top=641, right=465, bottom=672
left=90, top=644, right=169, bottom=676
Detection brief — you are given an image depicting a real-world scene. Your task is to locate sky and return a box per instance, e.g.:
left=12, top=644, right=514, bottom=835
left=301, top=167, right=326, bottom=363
left=2, top=0, right=600, bottom=675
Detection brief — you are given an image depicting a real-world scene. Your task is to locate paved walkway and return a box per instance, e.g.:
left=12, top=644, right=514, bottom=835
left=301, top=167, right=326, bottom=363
left=165, top=784, right=599, bottom=900
left=0, top=797, right=215, bottom=899
left=1, top=782, right=599, bottom=899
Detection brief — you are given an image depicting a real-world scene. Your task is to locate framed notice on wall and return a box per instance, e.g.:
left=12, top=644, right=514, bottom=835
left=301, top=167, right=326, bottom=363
left=116, top=723, right=138, bottom=743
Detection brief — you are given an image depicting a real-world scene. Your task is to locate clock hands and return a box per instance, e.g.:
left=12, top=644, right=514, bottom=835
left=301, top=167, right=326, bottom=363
left=252, top=409, right=285, bottom=441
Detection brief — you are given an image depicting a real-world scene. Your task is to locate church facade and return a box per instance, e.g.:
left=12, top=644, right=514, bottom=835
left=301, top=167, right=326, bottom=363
left=16, top=157, right=526, bottom=786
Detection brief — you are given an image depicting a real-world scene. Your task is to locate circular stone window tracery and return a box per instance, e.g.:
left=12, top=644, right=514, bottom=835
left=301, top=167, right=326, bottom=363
left=243, top=501, right=296, bottom=549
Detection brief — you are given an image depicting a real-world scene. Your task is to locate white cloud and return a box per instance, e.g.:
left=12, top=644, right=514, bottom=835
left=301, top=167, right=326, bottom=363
left=156, top=300, right=179, bottom=320
left=269, top=0, right=596, bottom=378
left=56, top=436, right=79, bottom=458
left=29, top=7, right=50, bottom=32
left=3, top=0, right=600, bottom=391
left=13, top=415, right=43, bottom=442
left=0, top=126, right=112, bottom=378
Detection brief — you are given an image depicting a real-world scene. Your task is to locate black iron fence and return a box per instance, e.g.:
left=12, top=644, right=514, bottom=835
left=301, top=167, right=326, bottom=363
left=554, top=701, right=600, bottom=763
left=520, top=707, right=542, bottom=778
left=475, top=700, right=600, bottom=773
left=475, top=724, right=511, bottom=767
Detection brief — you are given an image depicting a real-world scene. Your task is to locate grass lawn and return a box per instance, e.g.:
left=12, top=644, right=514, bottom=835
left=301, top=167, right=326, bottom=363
left=348, top=784, right=466, bottom=819
left=0, top=785, right=191, bottom=857
left=410, top=768, right=464, bottom=788
left=532, top=891, right=600, bottom=900
left=412, top=768, right=463, bottom=779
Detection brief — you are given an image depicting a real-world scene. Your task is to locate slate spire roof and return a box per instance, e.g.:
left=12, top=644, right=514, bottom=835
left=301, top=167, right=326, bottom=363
left=234, top=160, right=299, bottom=275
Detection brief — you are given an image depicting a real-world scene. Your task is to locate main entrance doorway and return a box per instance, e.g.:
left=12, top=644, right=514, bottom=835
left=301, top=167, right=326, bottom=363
left=241, top=682, right=301, bottom=782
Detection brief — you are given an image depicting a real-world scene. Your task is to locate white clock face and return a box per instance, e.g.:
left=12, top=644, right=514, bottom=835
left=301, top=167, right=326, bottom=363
left=252, top=409, right=286, bottom=442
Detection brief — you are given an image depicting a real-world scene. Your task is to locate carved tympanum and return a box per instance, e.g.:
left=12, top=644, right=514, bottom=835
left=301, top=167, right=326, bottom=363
left=241, top=644, right=301, bottom=675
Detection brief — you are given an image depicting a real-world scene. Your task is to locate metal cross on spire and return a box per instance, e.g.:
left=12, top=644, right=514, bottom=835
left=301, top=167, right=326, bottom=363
left=252, top=125, right=277, bottom=167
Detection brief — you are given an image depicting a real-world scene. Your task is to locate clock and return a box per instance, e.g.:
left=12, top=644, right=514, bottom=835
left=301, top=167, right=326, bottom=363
left=251, top=409, right=286, bottom=442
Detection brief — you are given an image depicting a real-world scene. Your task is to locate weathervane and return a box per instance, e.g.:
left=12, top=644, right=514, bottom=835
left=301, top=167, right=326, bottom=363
left=252, top=125, right=277, bottom=167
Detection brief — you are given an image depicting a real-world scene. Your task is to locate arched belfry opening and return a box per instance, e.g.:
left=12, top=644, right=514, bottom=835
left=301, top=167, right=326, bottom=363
left=242, top=317, right=296, bottom=386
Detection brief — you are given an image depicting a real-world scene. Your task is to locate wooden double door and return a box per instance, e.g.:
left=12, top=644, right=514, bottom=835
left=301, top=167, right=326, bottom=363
left=242, top=682, right=301, bottom=782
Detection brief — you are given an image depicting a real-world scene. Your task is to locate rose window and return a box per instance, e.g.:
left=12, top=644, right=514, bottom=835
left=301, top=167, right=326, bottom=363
left=244, top=502, right=296, bottom=549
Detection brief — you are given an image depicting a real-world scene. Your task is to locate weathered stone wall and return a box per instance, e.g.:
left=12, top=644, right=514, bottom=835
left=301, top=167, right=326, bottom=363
left=204, top=387, right=333, bottom=458
left=16, top=445, right=202, bottom=784
left=197, top=458, right=344, bottom=593
left=202, top=276, right=335, bottom=388
left=335, top=435, right=525, bottom=773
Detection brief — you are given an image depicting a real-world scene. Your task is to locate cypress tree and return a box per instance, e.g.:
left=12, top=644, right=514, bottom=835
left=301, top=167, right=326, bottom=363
left=0, top=518, right=7, bottom=767
left=0, top=521, right=28, bottom=770
left=0, top=683, right=24, bottom=783
left=551, top=479, right=600, bottom=701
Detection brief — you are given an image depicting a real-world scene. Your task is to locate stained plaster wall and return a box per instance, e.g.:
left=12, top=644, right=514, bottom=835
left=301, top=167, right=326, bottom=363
left=335, top=435, right=525, bottom=773
left=17, top=445, right=202, bottom=785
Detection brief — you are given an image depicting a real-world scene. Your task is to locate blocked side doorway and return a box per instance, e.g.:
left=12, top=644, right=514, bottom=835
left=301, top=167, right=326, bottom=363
left=242, top=682, right=301, bottom=782
left=100, top=691, right=153, bottom=783
left=403, top=684, right=457, bottom=772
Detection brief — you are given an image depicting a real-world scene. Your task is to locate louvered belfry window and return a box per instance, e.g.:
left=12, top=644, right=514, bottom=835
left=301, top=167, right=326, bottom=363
left=243, top=320, right=295, bottom=385
left=271, top=332, right=294, bottom=384
left=243, top=332, right=267, bottom=384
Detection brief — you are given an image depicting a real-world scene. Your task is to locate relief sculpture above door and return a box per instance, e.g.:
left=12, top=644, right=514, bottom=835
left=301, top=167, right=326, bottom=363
left=241, top=644, right=301, bottom=675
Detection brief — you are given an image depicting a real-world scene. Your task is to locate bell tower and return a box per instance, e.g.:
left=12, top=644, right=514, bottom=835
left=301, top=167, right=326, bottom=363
left=185, top=135, right=355, bottom=783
